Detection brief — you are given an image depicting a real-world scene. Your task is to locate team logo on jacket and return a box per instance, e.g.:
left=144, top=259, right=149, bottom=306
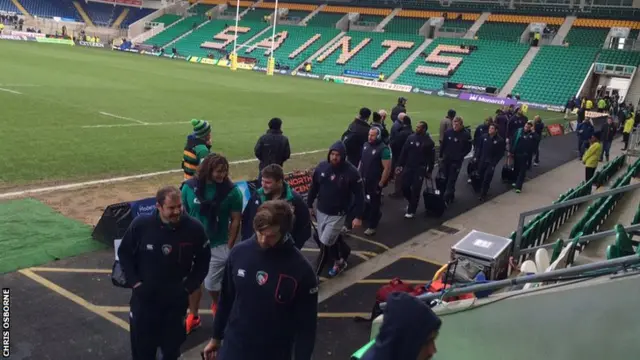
left=162, top=244, right=172, bottom=255
left=256, top=271, right=269, bottom=285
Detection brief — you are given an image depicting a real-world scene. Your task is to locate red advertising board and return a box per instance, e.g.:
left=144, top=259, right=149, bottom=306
left=285, top=169, right=313, bottom=201
left=547, top=124, right=564, bottom=137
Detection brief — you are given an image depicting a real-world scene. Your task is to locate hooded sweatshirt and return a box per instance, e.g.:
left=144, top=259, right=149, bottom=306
left=212, top=234, right=318, bottom=360
left=342, top=118, right=371, bottom=166
left=306, top=141, right=365, bottom=218
left=241, top=183, right=311, bottom=249
left=361, top=292, right=442, bottom=360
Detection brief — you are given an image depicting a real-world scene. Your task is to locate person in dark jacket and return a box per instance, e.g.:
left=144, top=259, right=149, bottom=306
left=396, top=121, right=435, bottom=218
left=600, top=116, right=616, bottom=162
left=494, top=108, right=509, bottom=140
left=118, top=186, right=211, bottom=360
left=390, top=97, right=407, bottom=123
left=468, top=116, right=492, bottom=184
left=307, top=141, right=364, bottom=277
left=342, top=108, right=372, bottom=167
left=510, top=121, right=539, bottom=193
left=203, top=200, right=318, bottom=360
left=577, top=118, right=594, bottom=158
left=390, top=112, right=406, bottom=141
left=358, top=127, right=392, bottom=235
left=254, top=117, right=291, bottom=180
left=182, top=119, right=212, bottom=181
left=507, top=107, right=528, bottom=143
left=361, top=292, right=442, bottom=360
left=440, top=117, right=472, bottom=204
left=438, top=109, right=456, bottom=151
left=371, top=110, right=390, bottom=145
left=241, top=164, right=310, bottom=249
left=474, top=124, right=505, bottom=200
left=390, top=114, right=413, bottom=197
left=532, top=115, right=545, bottom=166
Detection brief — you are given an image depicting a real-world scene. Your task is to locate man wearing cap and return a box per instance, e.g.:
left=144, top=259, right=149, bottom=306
left=182, top=119, right=212, bottom=181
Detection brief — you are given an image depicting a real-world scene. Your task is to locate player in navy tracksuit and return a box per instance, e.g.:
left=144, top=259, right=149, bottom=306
left=507, top=107, right=528, bottom=143
left=396, top=121, right=435, bottom=218
left=118, top=186, right=211, bottom=360
left=510, top=121, right=539, bottom=193
left=361, top=292, right=442, bottom=360
left=474, top=124, right=505, bottom=200
left=439, top=118, right=472, bottom=204
left=202, top=200, right=318, bottom=360
left=307, top=141, right=364, bottom=277
left=532, top=115, right=545, bottom=166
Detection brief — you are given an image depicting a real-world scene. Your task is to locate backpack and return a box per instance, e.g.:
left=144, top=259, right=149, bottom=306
left=355, top=278, right=416, bottom=322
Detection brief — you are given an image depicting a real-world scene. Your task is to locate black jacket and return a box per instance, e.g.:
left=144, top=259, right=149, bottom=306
left=474, top=124, right=489, bottom=149
left=212, top=235, right=318, bottom=360
left=440, top=128, right=472, bottom=162
left=390, top=104, right=406, bottom=122
left=398, top=132, right=435, bottom=172
left=390, top=124, right=412, bottom=160
left=241, top=183, right=310, bottom=249
left=511, top=129, right=538, bottom=156
left=254, top=129, right=291, bottom=171
left=371, top=122, right=390, bottom=144
left=307, top=141, right=364, bottom=218
left=475, top=133, right=505, bottom=166
left=117, top=211, right=211, bottom=304
left=342, top=118, right=371, bottom=166
left=601, top=122, right=616, bottom=142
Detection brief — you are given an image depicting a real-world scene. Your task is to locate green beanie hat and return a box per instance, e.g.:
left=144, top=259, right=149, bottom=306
left=191, top=119, right=211, bottom=138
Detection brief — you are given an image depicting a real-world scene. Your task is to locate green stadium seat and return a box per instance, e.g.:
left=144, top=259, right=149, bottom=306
left=383, top=16, right=427, bottom=35
left=565, top=27, right=610, bottom=47
left=356, top=15, right=384, bottom=26
left=512, top=46, right=599, bottom=106
left=597, top=49, right=640, bottom=66
left=311, top=31, right=425, bottom=77
left=394, top=38, right=528, bottom=91
left=284, top=10, right=310, bottom=22
left=242, top=25, right=341, bottom=68
left=476, top=22, right=528, bottom=42
left=192, top=4, right=215, bottom=16
left=306, top=12, right=345, bottom=27
left=145, top=15, right=209, bottom=47
left=152, top=14, right=182, bottom=27
left=242, top=8, right=273, bottom=22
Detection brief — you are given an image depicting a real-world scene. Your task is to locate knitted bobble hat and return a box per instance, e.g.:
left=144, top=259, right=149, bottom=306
left=191, top=119, right=211, bottom=138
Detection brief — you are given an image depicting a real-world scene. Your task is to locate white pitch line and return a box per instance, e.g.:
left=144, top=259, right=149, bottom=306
left=82, top=121, right=191, bottom=129
left=0, top=149, right=326, bottom=200
left=0, top=87, right=22, bottom=95
left=98, top=111, right=147, bottom=125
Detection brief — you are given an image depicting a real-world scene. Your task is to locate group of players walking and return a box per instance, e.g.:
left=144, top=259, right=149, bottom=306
left=116, top=98, right=546, bottom=360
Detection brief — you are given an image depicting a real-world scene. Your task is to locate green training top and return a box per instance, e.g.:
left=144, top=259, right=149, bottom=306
left=351, top=339, right=375, bottom=359
left=181, top=182, right=244, bottom=247
left=381, top=146, right=391, bottom=161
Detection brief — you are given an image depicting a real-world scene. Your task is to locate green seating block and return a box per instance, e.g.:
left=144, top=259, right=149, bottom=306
left=512, top=46, right=599, bottom=106
left=242, top=8, right=273, bottom=22
left=306, top=12, right=345, bottom=27
left=242, top=25, right=340, bottom=68
left=565, top=27, right=609, bottom=47
left=172, top=20, right=269, bottom=59
left=311, top=31, right=425, bottom=77
left=153, top=14, right=182, bottom=26
left=476, top=22, right=527, bottom=42
left=615, top=224, right=636, bottom=254
left=597, top=49, right=640, bottom=66
left=395, top=38, right=528, bottom=91
left=356, top=15, right=384, bottom=25
left=284, top=10, right=310, bottom=22
left=383, top=16, right=427, bottom=35
left=144, top=15, right=209, bottom=47
left=192, top=4, right=214, bottom=16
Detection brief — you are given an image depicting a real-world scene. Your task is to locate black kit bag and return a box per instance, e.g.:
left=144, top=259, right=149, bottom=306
left=423, top=178, right=446, bottom=217
left=501, top=156, right=516, bottom=183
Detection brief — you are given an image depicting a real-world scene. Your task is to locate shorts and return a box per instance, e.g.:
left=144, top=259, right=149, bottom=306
left=204, top=244, right=230, bottom=292
left=315, top=210, right=346, bottom=246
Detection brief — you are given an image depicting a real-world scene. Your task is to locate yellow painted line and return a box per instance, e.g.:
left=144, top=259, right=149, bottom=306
left=357, top=279, right=429, bottom=285
left=302, top=247, right=375, bottom=260
left=29, top=267, right=112, bottom=274
left=18, top=269, right=130, bottom=331
left=96, top=306, right=368, bottom=319
left=401, top=255, right=443, bottom=266
left=312, top=222, right=390, bottom=250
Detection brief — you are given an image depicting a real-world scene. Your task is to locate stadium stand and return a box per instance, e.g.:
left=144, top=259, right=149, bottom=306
left=151, top=13, right=182, bottom=27
left=0, top=0, right=19, bottom=13
left=597, top=49, right=640, bottom=66
left=18, top=0, right=81, bottom=21
left=312, top=31, right=425, bottom=77
left=383, top=16, right=427, bottom=35
left=191, top=3, right=215, bottom=15
left=174, top=20, right=269, bottom=57
left=564, top=26, right=610, bottom=47
left=440, top=18, right=475, bottom=32
left=394, top=38, right=528, bottom=91
left=144, top=15, right=209, bottom=47
left=305, top=11, right=344, bottom=27
left=119, top=7, right=154, bottom=28
left=355, top=14, right=384, bottom=26
left=475, top=21, right=528, bottom=42
left=243, top=24, right=340, bottom=68
left=82, top=2, right=121, bottom=27
left=512, top=45, right=599, bottom=105
left=241, top=8, right=273, bottom=21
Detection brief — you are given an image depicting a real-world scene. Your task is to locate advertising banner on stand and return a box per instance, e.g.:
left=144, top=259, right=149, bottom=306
left=458, top=93, right=517, bottom=106
left=446, top=82, right=498, bottom=95
left=77, top=41, right=106, bottom=48
left=36, top=37, right=75, bottom=45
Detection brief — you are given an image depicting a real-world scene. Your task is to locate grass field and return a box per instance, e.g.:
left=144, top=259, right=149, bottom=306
left=0, top=40, right=565, bottom=188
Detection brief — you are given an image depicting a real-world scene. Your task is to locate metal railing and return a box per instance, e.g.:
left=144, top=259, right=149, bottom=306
left=513, top=182, right=640, bottom=258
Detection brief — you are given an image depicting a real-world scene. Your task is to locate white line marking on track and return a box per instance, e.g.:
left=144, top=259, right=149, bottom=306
left=0, top=87, right=22, bottom=95
left=0, top=149, right=326, bottom=200
left=82, top=121, right=191, bottom=129
left=98, top=111, right=147, bottom=124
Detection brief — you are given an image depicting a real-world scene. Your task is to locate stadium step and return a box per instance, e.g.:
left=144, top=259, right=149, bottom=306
left=299, top=30, right=345, bottom=70
left=387, top=38, right=432, bottom=83
left=375, top=7, right=400, bottom=32
left=300, top=3, right=325, bottom=26
left=162, top=17, right=211, bottom=50
left=551, top=15, right=577, bottom=46
left=10, top=0, right=29, bottom=17
left=464, top=11, right=490, bottom=39
left=499, top=46, right=540, bottom=97
left=72, top=1, right=94, bottom=27
left=579, top=177, right=640, bottom=262
left=112, top=7, right=129, bottom=28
